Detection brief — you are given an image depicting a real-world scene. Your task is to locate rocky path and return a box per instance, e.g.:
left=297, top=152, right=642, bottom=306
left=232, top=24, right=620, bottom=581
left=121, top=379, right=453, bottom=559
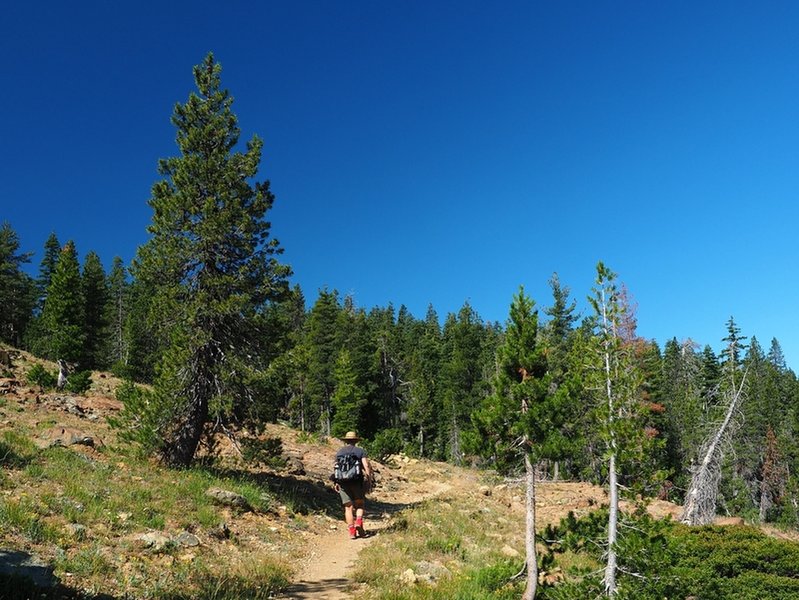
left=278, top=480, right=453, bottom=599
left=278, top=515, right=384, bottom=599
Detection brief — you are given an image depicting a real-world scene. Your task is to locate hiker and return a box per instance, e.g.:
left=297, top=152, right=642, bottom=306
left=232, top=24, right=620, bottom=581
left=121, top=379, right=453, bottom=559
left=333, top=431, right=373, bottom=540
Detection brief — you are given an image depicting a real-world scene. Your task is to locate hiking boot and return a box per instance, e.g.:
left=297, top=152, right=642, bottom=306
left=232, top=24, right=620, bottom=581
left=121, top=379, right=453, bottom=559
left=355, top=518, right=365, bottom=538
left=348, top=525, right=357, bottom=539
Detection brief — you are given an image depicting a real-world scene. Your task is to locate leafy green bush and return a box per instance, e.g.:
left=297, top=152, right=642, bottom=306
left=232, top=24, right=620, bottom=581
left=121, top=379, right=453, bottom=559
left=365, top=427, right=405, bottom=461
left=108, top=380, right=162, bottom=453
left=241, top=435, right=285, bottom=468
left=539, top=509, right=799, bottom=600
left=65, top=370, right=92, bottom=394
left=110, top=360, right=136, bottom=380
left=26, top=364, right=56, bottom=389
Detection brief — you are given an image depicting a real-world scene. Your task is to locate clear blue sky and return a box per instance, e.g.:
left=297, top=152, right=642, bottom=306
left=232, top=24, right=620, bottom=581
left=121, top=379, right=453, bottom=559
left=3, top=1, right=798, bottom=368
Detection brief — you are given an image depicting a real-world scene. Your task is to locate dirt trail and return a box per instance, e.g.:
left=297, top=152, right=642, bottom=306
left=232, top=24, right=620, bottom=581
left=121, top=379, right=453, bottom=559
left=279, top=479, right=453, bottom=599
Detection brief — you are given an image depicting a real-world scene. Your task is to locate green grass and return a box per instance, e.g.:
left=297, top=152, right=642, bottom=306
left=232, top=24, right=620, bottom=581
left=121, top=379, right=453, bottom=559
left=0, top=429, right=37, bottom=467
left=0, top=497, right=61, bottom=544
left=353, top=493, right=527, bottom=599
left=0, top=426, right=296, bottom=598
left=56, top=544, right=114, bottom=578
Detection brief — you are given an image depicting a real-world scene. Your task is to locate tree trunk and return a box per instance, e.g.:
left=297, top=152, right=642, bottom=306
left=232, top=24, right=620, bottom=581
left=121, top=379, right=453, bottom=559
left=523, top=450, right=538, bottom=600
left=57, top=359, right=68, bottom=390
left=681, top=374, right=747, bottom=525
left=161, top=350, right=213, bottom=468
left=450, top=415, right=462, bottom=465
left=161, top=390, right=209, bottom=467
left=604, top=451, right=618, bottom=596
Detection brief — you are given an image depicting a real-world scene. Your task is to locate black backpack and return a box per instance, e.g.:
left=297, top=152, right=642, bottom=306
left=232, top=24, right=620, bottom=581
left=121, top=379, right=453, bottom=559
left=333, top=452, right=363, bottom=482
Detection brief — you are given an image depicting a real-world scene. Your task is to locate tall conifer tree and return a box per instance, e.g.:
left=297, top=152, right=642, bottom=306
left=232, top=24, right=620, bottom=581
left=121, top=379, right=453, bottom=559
left=330, top=349, right=367, bottom=437
left=439, top=302, right=490, bottom=463
left=82, top=251, right=109, bottom=369
left=35, top=241, right=85, bottom=364
left=106, top=257, right=129, bottom=367
left=586, top=262, right=645, bottom=597
left=0, top=222, right=35, bottom=346
left=37, top=232, right=61, bottom=309
left=305, top=289, right=342, bottom=436
left=406, top=305, right=442, bottom=457
left=127, top=53, right=290, bottom=466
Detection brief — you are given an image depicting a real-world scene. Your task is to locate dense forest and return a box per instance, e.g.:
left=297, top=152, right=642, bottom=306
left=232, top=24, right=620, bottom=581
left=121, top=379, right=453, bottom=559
left=2, top=54, right=798, bottom=533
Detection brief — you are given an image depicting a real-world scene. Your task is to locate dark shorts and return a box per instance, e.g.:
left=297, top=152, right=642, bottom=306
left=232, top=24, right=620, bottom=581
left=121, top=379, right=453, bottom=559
left=338, top=480, right=365, bottom=505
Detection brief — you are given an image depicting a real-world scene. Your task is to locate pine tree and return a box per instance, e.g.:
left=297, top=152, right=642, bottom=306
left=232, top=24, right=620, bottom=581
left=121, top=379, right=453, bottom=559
left=259, top=284, right=307, bottom=425
left=699, top=345, right=722, bottom=413
left=542, top=273, right=579, bottom=479
left=720, top=316, right=748, bottom=390
left=35, top=241, right=85, bottom=364
left=305, top=289, right=342, bottom=436
left=406, top=305, right=442, bottom=457
left=476, top=287, right=550, bottom=599
left=106, top=257, right=129, bottom=367
left=121, top=277, right=160, bottom=382
left=330, top=349, right=367, bottom=437
left=82, top=251, right=109, bottom=369
left=0, top=222, right=35, bottom=346
left=36, top=232, right=61, bottom=310
left=368, top=303, right=405, bottom=433
left=125, top=53, right=291, bottom=466
left=586, top=262, right=645, bottom=597
left=660, top=338, right=703, bottom=495
left=439, top=302, right=488, bottom=464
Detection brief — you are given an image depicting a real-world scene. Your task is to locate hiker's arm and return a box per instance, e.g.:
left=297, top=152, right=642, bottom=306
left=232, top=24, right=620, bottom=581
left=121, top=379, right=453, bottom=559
left=362, top=456, right=373, bottom=480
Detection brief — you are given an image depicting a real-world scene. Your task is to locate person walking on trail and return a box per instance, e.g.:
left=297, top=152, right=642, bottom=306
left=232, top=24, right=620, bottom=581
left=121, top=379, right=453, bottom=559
left=333, top=431, right=373, bottom=540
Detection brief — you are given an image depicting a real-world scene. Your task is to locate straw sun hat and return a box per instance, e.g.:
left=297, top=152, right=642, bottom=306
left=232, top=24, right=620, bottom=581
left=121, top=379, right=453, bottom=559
left=342, top=431, right=362, bottom=442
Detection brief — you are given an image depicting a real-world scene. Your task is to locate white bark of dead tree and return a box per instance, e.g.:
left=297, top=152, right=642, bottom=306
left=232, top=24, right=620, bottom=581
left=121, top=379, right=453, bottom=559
left=522, top=446, right=538, bottom=600
left=680, top=372, right=747, bottom=526
left=57, top=359, right=68, bottom=390
left=599, top=285, right=619, bottom=598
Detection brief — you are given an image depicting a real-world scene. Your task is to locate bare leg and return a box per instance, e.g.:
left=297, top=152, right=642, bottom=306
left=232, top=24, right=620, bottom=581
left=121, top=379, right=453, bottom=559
left=354, top=500, right=366, bottom=536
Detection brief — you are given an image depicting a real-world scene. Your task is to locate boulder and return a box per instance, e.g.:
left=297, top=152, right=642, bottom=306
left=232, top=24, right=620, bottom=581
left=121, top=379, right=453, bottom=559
left=206, top=488, right=253, bottom=511
left=134, top=531, right=173, bottom=552
left=285, top=456, right=305, bottom=476
left=36, top=426, right=97, bottom=449
left=175, top=531, right=200, bottom=547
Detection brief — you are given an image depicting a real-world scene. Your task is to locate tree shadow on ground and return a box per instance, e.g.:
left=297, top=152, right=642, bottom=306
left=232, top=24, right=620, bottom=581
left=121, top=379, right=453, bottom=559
left=0, top=442, right=31, bottom=469
left=204, top=466, right=343, bottom=519
left=202, top=466, right=426, bottom=524
left=0, top=556, right=116, bottom=599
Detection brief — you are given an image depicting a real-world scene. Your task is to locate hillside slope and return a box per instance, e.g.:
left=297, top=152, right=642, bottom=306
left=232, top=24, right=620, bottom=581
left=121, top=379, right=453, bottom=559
left=0, top=347, right=685, bottom=599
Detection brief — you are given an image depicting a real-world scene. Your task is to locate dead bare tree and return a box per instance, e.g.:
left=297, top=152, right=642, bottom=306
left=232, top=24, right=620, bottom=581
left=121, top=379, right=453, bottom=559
left=56, top=359, right=69, bottom=390
left=680, top=370, right=748, bottom=525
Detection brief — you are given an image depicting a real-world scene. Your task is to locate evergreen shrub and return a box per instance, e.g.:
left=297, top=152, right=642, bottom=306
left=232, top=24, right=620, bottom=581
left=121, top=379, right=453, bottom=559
left=65, top=370, right=91, bottom=395
left=364, top=428, right=405, bottom=461
left=108, top=380, right=162, bottom=453
left=539, top=509, right=799, bottom=600
left=25, top=364, right=56, bottom=389
left=241, top=435, right=285, bottom=468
